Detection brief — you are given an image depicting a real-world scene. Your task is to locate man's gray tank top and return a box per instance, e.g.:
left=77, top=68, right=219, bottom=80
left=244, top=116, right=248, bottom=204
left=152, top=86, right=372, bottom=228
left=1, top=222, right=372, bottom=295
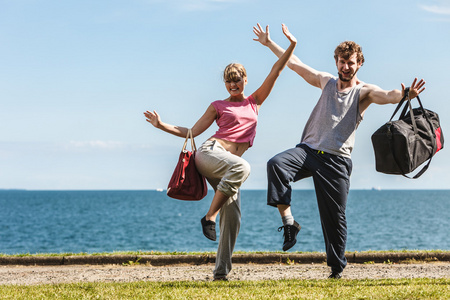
left=301, top=77, right=364, bottom=158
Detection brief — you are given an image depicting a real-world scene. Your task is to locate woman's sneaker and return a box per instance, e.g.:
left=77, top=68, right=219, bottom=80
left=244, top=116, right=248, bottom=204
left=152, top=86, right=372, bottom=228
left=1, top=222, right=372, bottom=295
left=278, top=221, right=301, bottom=251
left=201, top=216, right=216, bottom=241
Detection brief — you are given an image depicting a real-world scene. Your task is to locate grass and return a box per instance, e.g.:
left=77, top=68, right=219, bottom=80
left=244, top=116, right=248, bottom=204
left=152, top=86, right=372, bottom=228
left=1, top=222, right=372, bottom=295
left=0, top=251, right=448, bottom=299
left=0, top=278, right=448, bottom=299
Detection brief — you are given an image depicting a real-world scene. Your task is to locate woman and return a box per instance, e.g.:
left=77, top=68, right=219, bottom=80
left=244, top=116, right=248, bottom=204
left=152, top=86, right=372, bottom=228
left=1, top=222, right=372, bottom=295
left=144, top=24, right=296, bottom=280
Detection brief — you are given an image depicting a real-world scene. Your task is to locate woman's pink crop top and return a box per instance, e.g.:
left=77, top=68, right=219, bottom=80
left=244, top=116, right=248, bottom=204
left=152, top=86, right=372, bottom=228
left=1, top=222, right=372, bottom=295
left=211, top=95, right=258, bottom=147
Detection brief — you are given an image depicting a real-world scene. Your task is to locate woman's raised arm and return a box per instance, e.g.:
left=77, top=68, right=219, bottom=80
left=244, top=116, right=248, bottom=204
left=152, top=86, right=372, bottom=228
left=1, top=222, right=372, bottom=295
left=251, top=24, right=297, bottom=107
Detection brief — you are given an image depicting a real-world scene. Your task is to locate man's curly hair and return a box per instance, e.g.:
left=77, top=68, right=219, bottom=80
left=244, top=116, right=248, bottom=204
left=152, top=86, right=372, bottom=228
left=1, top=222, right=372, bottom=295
left=334, top=41, right=365, bottom=66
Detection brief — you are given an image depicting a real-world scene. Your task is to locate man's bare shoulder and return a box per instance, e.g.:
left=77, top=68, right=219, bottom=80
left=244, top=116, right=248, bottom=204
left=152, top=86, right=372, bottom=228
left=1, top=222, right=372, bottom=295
left=318, top=73, right=336, bottom=89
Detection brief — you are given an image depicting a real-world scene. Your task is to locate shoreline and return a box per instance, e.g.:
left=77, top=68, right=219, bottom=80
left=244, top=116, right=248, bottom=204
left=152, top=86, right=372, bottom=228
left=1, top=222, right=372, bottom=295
left=1, top=251, right=449, bottom=266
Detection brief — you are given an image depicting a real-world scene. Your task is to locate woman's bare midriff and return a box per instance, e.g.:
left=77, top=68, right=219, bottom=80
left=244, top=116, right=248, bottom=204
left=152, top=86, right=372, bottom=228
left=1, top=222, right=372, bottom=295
left=209, top=138, right=250, bottom=157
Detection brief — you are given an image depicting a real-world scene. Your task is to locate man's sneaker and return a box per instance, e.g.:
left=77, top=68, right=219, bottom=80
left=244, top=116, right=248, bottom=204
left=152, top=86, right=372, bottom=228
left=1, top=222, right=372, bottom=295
left=201, top=216, right=216, bottom=241
left=213, top=276, right=228, bottom=281
left=328, top=271, right=342, bottom=279
left=278, top=221, right=301, bottom=251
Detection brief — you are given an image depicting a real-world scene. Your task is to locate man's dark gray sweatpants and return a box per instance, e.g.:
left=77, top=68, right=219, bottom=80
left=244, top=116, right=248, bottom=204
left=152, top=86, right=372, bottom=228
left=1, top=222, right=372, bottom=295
left=267, top=144, right=352, bottom=273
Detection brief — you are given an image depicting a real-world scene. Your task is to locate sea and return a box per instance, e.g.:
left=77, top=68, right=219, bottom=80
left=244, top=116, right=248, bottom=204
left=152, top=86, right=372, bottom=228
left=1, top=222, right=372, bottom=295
left=0, top=190, right=448, bottom=255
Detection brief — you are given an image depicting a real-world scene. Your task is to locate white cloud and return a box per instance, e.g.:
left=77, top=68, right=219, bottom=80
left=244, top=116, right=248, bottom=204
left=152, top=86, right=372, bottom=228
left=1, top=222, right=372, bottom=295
left=420, top=1, right=450, bottom=15
left=68, top=141, right=125, bottom=150
left=182, top=0, right=238, bottom=11
left=144, top=0, right=239, bottom=12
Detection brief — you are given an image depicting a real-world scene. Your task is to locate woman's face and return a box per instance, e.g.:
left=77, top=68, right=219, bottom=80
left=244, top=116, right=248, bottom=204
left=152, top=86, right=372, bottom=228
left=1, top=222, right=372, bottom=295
left=225, top=76, right=247, bottom=97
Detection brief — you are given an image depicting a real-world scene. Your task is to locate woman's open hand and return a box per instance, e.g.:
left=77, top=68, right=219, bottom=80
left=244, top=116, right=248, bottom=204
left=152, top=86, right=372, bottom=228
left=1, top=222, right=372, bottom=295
left=144, top=110, right=161, bottom=128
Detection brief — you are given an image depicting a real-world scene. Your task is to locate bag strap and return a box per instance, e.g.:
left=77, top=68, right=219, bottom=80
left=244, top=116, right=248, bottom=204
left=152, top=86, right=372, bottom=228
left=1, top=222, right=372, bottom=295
left=401, top=93, right=435, bottom=179
left=189, top=129, right=197, bottom=151
left=388, top=87, right=409, bottom=122
left=181, top=129, right=197, bottom=152
left=400, top=94, right=437, bottom=143
left=386, top=89, right=433, bottom=179
left=389, top=87, right=418, bottom=130
left=389, top=94, right=405, bottom=121
left=407, top=98, right=419, bottom=136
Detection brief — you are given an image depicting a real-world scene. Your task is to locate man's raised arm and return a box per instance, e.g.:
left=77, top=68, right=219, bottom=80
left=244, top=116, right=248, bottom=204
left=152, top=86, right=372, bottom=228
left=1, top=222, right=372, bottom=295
left=253, top=23, right=332, bottom=89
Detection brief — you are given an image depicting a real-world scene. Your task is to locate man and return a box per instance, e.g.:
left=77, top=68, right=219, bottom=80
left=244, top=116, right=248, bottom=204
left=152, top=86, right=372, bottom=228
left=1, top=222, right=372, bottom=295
left=253, top=23, right=425, bottom=279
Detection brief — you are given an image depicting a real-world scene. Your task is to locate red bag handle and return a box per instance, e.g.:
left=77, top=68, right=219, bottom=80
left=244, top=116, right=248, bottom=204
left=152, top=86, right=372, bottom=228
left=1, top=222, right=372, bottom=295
left=181, top=129, right=197, bottom=153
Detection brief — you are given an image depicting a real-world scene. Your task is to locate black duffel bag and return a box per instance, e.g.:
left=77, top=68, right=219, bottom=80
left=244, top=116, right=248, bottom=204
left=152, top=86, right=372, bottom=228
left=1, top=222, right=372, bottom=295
left=371, top=88, right=444, bottom=178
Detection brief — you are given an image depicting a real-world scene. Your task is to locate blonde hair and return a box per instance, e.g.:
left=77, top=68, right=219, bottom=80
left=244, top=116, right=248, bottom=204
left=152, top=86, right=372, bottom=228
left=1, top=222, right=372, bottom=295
left=223, top=63, right=247, bottom=82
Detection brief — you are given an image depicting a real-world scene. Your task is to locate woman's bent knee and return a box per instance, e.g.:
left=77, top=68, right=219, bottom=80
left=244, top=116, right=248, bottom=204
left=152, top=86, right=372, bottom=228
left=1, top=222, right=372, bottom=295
left=218, top=160, right=251, bottom=197
left=237, top=160, right=251, bottom=180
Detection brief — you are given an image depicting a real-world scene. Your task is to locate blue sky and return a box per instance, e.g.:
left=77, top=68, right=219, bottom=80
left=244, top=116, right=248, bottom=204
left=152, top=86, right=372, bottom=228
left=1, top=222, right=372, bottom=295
left=1, top=0, right=449, bottom=190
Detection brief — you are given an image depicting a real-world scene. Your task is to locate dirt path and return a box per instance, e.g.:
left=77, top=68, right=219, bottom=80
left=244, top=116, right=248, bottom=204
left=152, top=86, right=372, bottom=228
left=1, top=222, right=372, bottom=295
left=1, top=262, right=448, bottom=285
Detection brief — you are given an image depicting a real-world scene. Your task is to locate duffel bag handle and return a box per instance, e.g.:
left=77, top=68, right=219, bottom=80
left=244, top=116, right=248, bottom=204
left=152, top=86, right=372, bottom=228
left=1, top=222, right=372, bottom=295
left=388, top=87, right=410, bottom=121
left=396, top=89, right=433, bottom=136
left=387, top=88, right=419, bottom=138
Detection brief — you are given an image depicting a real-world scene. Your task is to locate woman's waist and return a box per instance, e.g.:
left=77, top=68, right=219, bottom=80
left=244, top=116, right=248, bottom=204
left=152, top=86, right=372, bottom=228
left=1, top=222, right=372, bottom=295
left=206, top=138, right=249, bottom=157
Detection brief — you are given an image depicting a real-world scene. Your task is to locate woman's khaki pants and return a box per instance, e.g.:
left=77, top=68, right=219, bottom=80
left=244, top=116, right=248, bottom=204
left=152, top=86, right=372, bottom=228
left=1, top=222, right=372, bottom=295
left=195, top=140, right=250, bottom=279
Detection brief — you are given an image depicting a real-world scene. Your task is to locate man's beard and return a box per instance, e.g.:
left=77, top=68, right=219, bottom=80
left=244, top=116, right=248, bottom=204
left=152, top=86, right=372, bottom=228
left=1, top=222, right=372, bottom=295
left=338, top=68, right=359, bottom=82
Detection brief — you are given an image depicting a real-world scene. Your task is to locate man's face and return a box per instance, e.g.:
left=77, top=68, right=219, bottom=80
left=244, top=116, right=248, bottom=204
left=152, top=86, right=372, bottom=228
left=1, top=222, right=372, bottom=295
left=336, top=53, right=361, bottom=82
